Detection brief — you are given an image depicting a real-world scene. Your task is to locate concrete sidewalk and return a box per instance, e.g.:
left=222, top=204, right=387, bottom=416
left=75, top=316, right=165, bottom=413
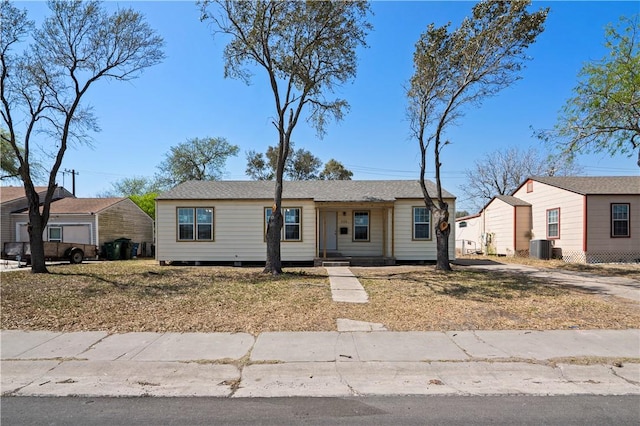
left=2, top=329, right=638, bottom=398
left=326, top=266, right=368, bottom=303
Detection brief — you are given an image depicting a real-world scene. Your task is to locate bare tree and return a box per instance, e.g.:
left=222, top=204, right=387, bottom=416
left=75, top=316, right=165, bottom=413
left=200, top=0, right=371, bottom=274
left=462, top=146, right=582, bottom=211
left=407, top=0, right=548, bottom=271
left=1, top=0, right=164, bottom=273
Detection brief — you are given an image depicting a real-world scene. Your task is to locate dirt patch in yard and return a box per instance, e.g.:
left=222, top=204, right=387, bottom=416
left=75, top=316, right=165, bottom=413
left=1, top=260, right=638, bottom=334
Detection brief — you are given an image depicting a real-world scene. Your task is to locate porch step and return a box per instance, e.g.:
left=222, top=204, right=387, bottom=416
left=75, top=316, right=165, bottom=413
left=322, top=261, right=350, bottom=267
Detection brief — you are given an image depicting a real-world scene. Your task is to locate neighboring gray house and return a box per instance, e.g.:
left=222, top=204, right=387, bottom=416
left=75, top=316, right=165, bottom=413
left=155, top=180, right=457, bottom=265
left=10, top=197, right=154, bottom=257
left=1, top=186, right=73, bottom=250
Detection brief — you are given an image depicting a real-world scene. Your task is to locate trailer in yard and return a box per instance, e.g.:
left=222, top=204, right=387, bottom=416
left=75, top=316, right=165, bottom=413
left=2, top=242, right=98, bottom=266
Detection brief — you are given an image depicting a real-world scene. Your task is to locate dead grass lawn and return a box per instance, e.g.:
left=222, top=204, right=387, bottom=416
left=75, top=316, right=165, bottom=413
left=1, top=259, right=638, bottom=334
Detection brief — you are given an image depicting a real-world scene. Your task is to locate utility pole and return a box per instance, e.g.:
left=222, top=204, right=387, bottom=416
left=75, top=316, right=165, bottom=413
left=63, top=169, right=79, bottom=196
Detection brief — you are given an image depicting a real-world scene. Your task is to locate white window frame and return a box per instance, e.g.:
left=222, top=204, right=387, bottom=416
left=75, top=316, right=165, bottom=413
left=353, top=211, right=370, bottom=242
left=412, top=206, right=431, bottom=240
left=48, top=226, right=62, bottom=242
left=547, top=208, right=559, bottom=239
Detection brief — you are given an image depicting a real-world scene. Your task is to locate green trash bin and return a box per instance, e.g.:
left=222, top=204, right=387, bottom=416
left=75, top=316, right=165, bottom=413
left=115, top=238, right=132, bottom=259
left=112, top=240, right=122, bottom=260
left=103, top=242, right=115, bottom=260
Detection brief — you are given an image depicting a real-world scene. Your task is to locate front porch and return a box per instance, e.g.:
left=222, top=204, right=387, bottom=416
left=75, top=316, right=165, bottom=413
left=315, top=203, right=394, bottom=265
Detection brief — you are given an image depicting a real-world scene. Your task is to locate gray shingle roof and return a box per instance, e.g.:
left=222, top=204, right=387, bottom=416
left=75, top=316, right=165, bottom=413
left=156, top=180, right=455, bottom=202
left=494, top=195, right=531, bottom=206
left=529, top=176, right=640, bottom=195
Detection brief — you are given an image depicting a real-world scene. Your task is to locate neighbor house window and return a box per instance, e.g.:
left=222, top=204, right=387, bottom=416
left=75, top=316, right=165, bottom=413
left=48, top=226, right=62, bottom=242
left=265, top=207, right=302, bottom=241
left=353, top=211, right=369, bottom=241
left=546, top=208, right=560, bottom=239
left=611, top=203, right=630, bottom=237
left=177, top=207, right=214, bottom=241
left=526, top=180, right=533, bottom=193
left=413, top=207, right=431, bottom=240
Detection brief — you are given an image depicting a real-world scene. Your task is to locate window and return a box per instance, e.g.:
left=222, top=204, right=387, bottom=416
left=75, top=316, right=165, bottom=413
left=546, top=208, right=560, bottom=239
left=413, top=207, right=431, bottom=240
left=526, top=180, right=533, bottom=193
left=48, top=226, right=62, bottom=242
left=353, top=211, right=369, bottom=241
left=611, top=203, right=630, bottom=237
left=265, top=207, right=302, bottom=241
left=177, top=207, right=214, bottom=241
left=459, top=221, right=467, bottom=228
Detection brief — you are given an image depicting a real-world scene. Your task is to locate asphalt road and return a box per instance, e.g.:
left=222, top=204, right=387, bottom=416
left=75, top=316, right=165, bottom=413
left=2, top=395, right=639, bottom=425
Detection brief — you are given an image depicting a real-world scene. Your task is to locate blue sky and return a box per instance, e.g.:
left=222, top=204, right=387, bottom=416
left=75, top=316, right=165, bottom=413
left=11, top=1, right=640, bottom=212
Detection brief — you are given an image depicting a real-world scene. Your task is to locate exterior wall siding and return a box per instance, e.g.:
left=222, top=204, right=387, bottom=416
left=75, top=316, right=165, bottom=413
left=1, top=199, right=27, bottom=250
left=1, top=187, right=74, bottom=250
left=393, top=199, right=455, bottom=261
left=98, top=199, right=154, bottom=251
left=585, top=194, right=640, bottom=261
left=156, top=199, right=316, bottom=262
left=514, top=181, right=585, bottom=253
left=335, top=208, right=384, bottom=257
left=484, top=199, right=514, bottom=256
left=156, top=197, right=456, bottom=263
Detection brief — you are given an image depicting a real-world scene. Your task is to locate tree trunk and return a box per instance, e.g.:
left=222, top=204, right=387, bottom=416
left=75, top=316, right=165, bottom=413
left=433, top=206, right=452, bottom=271
left=263, top=166, right=285, bottom=275
left=26, top=188, right=49, bottom=273
left=263, top=208, right=283, bottom=275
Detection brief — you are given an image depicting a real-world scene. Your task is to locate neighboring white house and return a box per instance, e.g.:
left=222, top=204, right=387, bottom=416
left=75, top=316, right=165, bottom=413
left=455, top=176, right=640, bottom=263
left=155, top=180, right=457, bottom=265
left=455, top=212, right=482, bottom=256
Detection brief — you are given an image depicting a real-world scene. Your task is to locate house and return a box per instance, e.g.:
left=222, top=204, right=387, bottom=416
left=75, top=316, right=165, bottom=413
left=154, top=180, right=457, bottom=265
left=5, top=194, right=154, bottom=257
left=455, top=176, right=640, bottom=263
left=454, top=212, right=482, bottom=256
left=1, top=186, right=74, bottom=250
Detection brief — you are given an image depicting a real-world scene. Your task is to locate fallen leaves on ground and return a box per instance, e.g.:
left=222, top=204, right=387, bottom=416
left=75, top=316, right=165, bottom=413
left=1, top=259, right=638, bottom=334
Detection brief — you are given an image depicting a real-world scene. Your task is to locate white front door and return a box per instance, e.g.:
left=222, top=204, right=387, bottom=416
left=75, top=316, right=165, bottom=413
left=320, top=211, right=337, bottom=251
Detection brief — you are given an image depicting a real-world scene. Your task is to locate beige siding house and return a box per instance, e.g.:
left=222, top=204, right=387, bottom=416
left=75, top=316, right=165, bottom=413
left=1, top=186, right=73, bottom=250
left=9, top=197, right=154, bottom=257
left=155, top=180, right=457, bottom=265
left=512, top=176, right=640, bottom=263
left=461, top=176, right=639, bottom=263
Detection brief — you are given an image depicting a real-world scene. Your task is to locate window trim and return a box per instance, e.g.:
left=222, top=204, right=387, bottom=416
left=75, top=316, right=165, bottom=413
left=353, top=210, right=370, bottom=242
left=48, top=226, right=62, bottom=242
left=546, top=207, right=560, bottom=240
left=412, top=206, right=432, bottom=241
left=176, top=207, right=214, bottom=242
left=611, top=203, right=630, bottom=238
left=264, top=206, right=303, bottom=242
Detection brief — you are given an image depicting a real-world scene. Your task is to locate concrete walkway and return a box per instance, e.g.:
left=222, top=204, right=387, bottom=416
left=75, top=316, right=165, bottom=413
left=457, top=261, right=640, bottom=303
left=2, top=329, right=639, bottom=398
left=326, top=266, right=368, bottom=303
